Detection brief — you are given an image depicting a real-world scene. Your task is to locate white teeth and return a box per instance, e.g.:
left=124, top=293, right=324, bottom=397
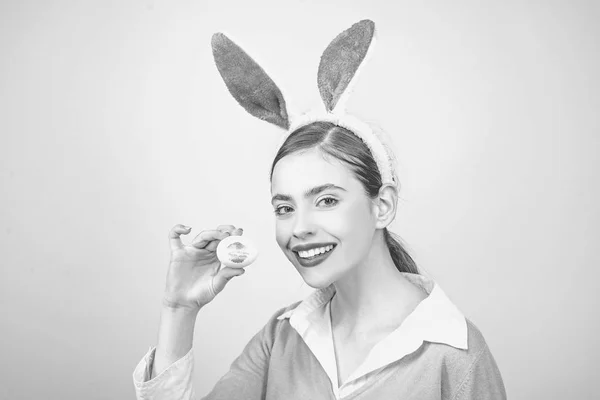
left=298, top=245, right=334, bottom=259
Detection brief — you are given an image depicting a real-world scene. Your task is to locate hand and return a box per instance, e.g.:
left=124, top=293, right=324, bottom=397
left=162, top=224, right=245, bottom=311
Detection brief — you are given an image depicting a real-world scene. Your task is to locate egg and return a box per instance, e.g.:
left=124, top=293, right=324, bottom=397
left=216, top=235, right=259, bottom=268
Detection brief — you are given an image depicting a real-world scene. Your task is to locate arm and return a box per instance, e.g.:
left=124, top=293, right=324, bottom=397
left=152, top=303, right=199, bottom=379
left=132, top=223, right=247, bottom=400
left=452, top=344, right=507, bottom=400
left=132, top=304, right=200, bottom=400
left=199, top=307, right=283, bottom=400
left=133, top=305, right=286, bottom=400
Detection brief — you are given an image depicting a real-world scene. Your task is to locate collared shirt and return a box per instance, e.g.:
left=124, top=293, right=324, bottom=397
left=274, top=272, right=468, bottom=398
left=133, top=272, right=506, bottom=400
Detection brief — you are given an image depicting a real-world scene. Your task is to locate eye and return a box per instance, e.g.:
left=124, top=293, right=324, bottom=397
left=317, top=196, right=338, bottom=208
left=274, top=205, right=294, bottom=216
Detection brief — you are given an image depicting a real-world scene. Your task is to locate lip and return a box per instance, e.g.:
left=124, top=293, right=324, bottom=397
left=292, top=244, right=336, bottom=268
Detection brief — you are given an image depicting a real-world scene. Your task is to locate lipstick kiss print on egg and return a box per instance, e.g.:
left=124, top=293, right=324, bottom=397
left=216, top=235, right=258, bottom=268
left=227, top=242, right=249, bottom=263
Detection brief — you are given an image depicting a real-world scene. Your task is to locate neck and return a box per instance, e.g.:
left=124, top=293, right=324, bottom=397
left=330, top=230, right=424, bottom=337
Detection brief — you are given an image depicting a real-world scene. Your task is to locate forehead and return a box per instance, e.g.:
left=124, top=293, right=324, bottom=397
left=271, top=148, right=358, bottom=194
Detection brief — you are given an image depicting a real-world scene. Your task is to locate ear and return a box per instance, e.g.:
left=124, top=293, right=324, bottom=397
left=372, top=183, right=398, bottom=229
left=212, top=33, right=290, bottom=130
left=317, top=19, right=376, bottom=112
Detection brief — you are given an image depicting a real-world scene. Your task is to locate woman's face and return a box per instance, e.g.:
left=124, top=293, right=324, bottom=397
left=271, top=148, right=378, bottom=289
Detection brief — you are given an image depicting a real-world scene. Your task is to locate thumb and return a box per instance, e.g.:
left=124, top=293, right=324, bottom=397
left=211, top=266, right=245, bottom=296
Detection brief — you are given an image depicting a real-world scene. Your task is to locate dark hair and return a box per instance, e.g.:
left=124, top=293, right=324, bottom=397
left=269, top=121, right=419, bottom=275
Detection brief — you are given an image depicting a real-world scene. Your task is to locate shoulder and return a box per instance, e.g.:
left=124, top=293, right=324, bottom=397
left=431, top=318, right=506, bottom=399
left=275, top=300, right=303, bottom=318
left=267, top=300, right=302, bottom=323
left=418, top=317, right=493, bottom=378
left=464, top=318, right=491, bottom=356
left=453, top=317, right=489, bottom=358
left=256, top=300, right=302, bottom=339
left=431, top=317, right=490, bottom=370
left=239, top=300, right=303, bottom=355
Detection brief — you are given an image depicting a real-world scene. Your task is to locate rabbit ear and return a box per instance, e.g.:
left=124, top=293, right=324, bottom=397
left=212, top=33, right=290, bottom=130
left=317, top=20, right=376, bottom=112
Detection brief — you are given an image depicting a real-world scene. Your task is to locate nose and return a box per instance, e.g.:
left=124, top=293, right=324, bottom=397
left=291, top=210, right=316, bottom=240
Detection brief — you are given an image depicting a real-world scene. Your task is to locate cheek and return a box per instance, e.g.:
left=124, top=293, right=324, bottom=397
left=337, top=202, right=376, bottom=247
left=333, top=201, right=374, bottom=233
left=274, top=221, right=289, bottom=249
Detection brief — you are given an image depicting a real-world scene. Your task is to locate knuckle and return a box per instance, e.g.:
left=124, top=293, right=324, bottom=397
left=168, top=225, right=182, bottom=237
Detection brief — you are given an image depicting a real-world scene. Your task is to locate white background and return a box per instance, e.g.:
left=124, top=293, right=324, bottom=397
left=1, top=1, right=598, bottom=399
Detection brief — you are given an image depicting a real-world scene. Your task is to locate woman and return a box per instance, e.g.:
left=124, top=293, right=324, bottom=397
left=133, top=20, right=507, bottom=400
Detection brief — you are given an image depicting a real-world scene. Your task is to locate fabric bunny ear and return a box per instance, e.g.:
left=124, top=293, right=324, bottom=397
left=317, top=19, right=376, bottom=112
left=212, top=33, right=290, bottom=130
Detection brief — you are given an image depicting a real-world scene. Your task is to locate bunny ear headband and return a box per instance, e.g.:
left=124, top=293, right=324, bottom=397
left=211, top=19, right=397, bottom=186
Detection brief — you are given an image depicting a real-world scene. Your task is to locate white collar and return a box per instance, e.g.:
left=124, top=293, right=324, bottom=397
left=277, top=272, right=468, bottom=388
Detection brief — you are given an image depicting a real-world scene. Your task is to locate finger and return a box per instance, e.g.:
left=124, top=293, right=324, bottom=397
left=169, top=224, right=192, bottom=251
left=216, top=225, right=236, bottom=234
left=210, top=267, right=245, bottom=296
left=203, top=227, right=243, bottom=251
left=191, top=230, right=229, bottom=249
left=204, top=239, right=222, bottom=252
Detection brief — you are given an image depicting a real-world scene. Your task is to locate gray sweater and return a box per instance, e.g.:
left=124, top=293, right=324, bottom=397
left=134, top=302, right=507, bottom=399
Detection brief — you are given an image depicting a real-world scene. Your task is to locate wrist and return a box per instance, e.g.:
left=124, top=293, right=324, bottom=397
left=161, top=298, right=203, bottom=315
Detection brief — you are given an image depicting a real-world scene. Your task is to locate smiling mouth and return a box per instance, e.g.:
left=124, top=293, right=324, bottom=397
left=294, top=245, right=335, bottom=258
left=292, top=244, right=337, bottom=267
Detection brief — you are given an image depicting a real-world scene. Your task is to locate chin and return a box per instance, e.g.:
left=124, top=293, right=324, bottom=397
left=296, top=267, right=338, bottom=290
left=284, top=249, right=344, bottom=290
left=302, top=279, right=332, bottom=290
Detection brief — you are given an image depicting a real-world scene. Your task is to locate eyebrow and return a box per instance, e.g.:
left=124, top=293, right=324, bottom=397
left=271, top=183, right=347, bottom=204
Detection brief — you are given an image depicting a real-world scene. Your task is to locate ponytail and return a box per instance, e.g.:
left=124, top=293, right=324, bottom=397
left=383, top=228, right=420, bottom=274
